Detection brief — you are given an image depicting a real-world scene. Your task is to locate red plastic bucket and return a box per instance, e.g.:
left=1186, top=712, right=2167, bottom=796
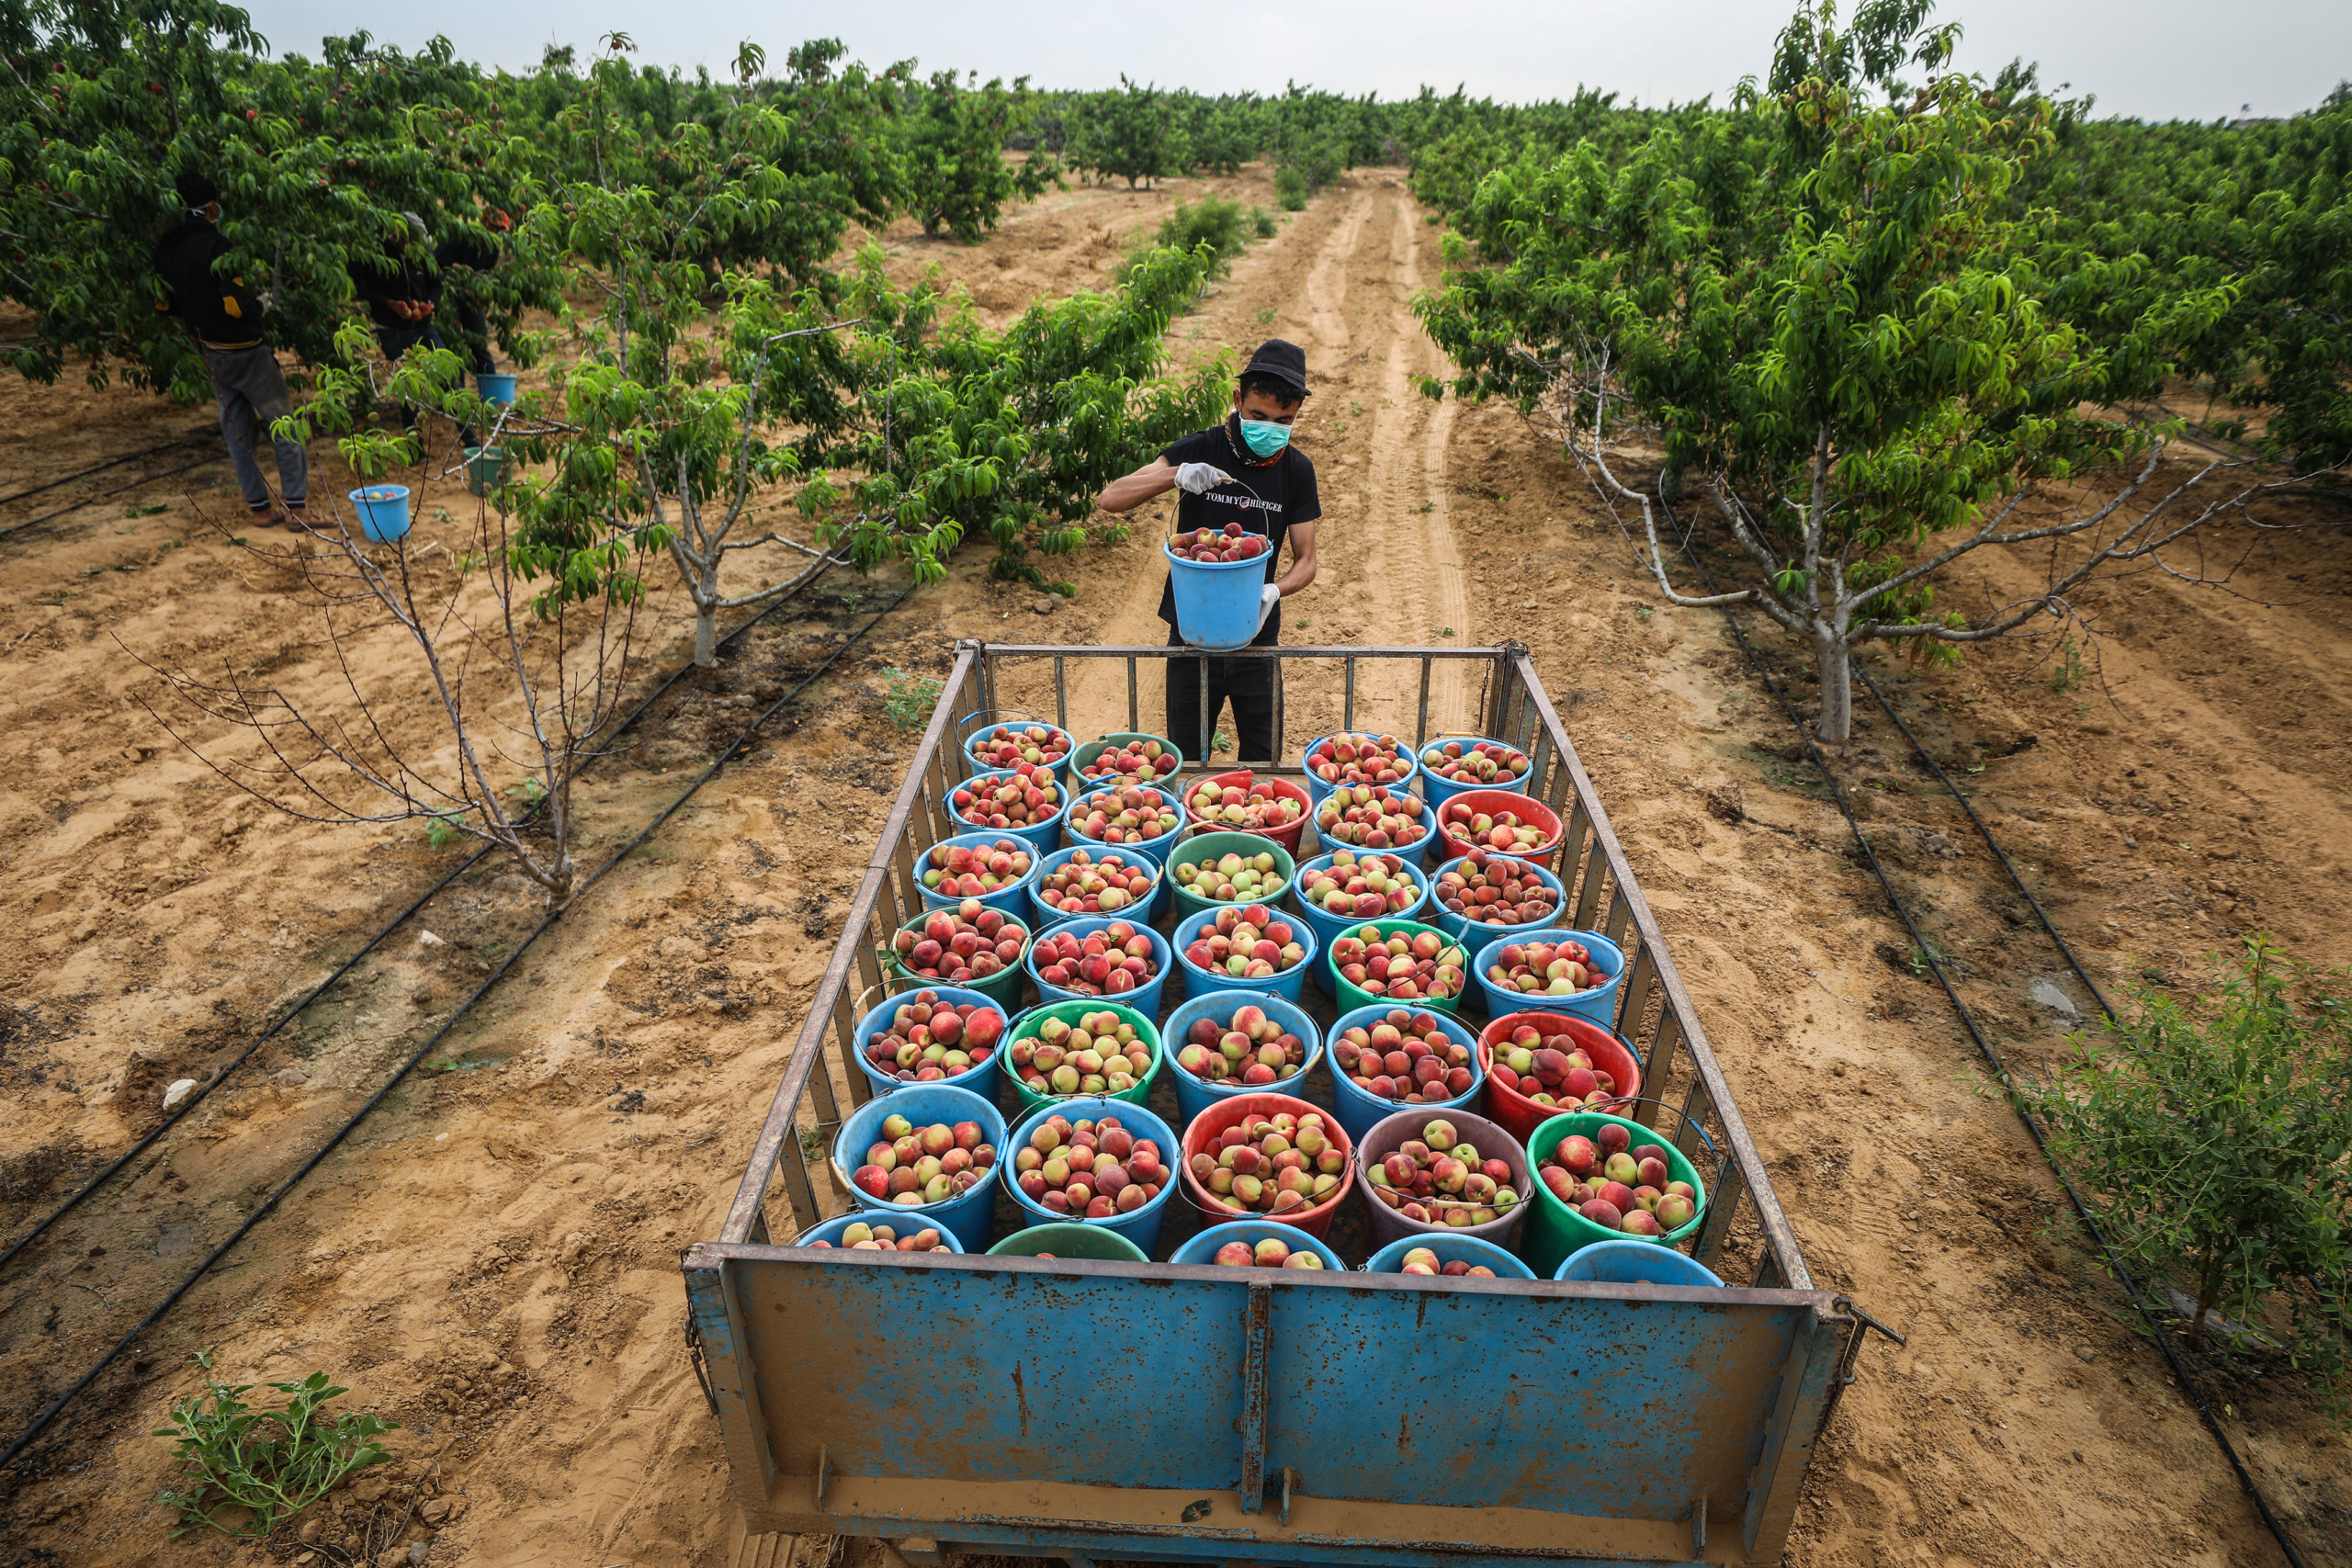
left=1476, top=1011, right=1642, bottom=1147
left=1181, top=770, right=1311, bottom=854
left=1178, top=1091, right=1355, bottom=1239
left=1432, top=790, right=1565, bottom=868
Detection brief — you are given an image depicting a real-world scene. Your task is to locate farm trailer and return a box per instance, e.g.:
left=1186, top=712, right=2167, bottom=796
left=684, top=640, right=1890, bottom=1567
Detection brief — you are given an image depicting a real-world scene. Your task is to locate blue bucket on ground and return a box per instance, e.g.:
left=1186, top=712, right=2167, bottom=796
left=1171, top=905, right=1317, bottom=1005
left=1159, top=989, right=1324, bottom=1126
left=1163, top=541, right=1270, bottom=651
left=831, top=1081, right=1005, bottom=1253
left=476, top=372, right=517, bottom=405
left=1025, top=843, right=1167, bottom=930
left=1003, top=1095, right=1182, bottom=1256
left=788, top=1212, right=967, bottom=1253
left=348, top=485, right=412, bottom=543
left=1473, top=929, right=1626, bottom=1029
left=1310, top=787, right=1438, bottom=871
left=950, top=769, right=1071, bottom=857
left=1172, top=1219, right=1345, bottom=1271
left=1365, top=1233, right=1534, bottom=1280
left=916, top=830, right=1044, bottom=917
left=1421, top=854, right=1568, bottom=946
left=1412, top=736, right=1536, bottom=810
left=1286, top=851, right=1431, bottom=958
left=1297, top=732, right=1423, bottom=814
left=851, top=986, right=1012, bottom=1111
left=1323, top=1002, right=1486, bottom=1144
left=1024, top=915, right=1173, bottom=1018
left=1555, top=1238, right=1724, bottom=1288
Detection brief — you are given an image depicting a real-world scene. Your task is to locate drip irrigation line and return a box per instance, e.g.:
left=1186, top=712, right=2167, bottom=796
left=0, top=431, right=215, bottom=511
left=0, top=456, right=217, bottom=541
left=1847, top=659, right=2117, bottom=1022
left=1595, top=472, right=2307, bottom=1567
left=0, top=575, right=912, bottom=1476
left=0, top=559, right=846, bottom=1277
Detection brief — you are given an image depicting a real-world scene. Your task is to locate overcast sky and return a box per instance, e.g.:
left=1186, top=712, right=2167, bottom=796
left=239, top=0, right=2348, bottom=123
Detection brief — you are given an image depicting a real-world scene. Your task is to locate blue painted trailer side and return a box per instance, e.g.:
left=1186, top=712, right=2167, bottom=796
left=687, top=1243, right=1847, bottom=1564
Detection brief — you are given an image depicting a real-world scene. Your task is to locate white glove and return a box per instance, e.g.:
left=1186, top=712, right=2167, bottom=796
left=1175, top=461, right=1232, bottom=495
left=1255, top=584, right=1281, bottom=633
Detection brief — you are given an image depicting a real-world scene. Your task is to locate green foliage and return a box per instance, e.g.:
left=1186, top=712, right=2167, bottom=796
left=153, top=1350, right=396, bottom=1540
left=1069, top=77, right=1186, bottom=188
left=2010, top=939, right=2352, bottom=1411
left=1274, top=166, right=1308, bottom=211
left=903, top=70, right=1055, bottom=242
left=882, top=667, right=944, bottom=730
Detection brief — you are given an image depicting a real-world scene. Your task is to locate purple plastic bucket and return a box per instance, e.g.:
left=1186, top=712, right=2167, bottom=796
left=1353, top=1105, right=1532, bottom=1252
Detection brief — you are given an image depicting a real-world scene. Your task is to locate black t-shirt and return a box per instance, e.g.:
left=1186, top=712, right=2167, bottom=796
left=1155, top=419, right=1320, bottom=646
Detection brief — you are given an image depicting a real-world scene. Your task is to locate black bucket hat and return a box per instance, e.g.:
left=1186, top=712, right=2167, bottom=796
left=1241, top=339, right=1311, bottom=400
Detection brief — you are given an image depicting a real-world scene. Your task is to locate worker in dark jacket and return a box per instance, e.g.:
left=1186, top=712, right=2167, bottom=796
left=154, top=171, right=309, bottom=527
left=352, top=212, right=444, bottom=364
left=435, top=211, right=505, bottom=385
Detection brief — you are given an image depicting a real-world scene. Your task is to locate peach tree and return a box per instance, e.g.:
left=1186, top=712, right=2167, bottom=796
left=1416, top=0, right=2240, bottom=742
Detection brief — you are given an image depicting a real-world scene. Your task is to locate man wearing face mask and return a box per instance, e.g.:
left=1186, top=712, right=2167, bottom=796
left=1095, top=340, right=1319, bottom=765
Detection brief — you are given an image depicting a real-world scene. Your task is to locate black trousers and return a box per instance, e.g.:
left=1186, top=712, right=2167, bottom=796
left=1165, top=627, right=1278, bottom=765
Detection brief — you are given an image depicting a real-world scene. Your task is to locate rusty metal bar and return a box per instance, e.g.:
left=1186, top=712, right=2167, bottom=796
left=1510, top=656, right=1805, bottom=1289
left=1414, top=657, right=1431, bottom=748
left=1126, top=656, right=1138, bottom=733
left=1602, top=887, right=1634, bottom=950
left=1341, top=657, right=1356, bottom=732
left=1053, top=655, right=1067, bottom=731
left=721, top=647, right=978, bottom=1245
left=1676, top=1074, right=1717, bottom=1168
left=1197, top=654, right=1211, bottom=765
left=979, top=642, right=1504, bottom=660
left=1237, top=1282, right=1272, bottom=1514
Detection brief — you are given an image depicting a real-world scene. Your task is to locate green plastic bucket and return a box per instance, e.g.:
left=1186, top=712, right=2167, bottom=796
left=1167, top=830, right=1295, bottom=920
left=1071, top=731, right=1187, bottom=787
left=1521, top=1108, right=1710, bottom=1278
left=463, top=445, right=514, bottom=497
left=998, top=998, right=1163, bottom=1116
left=987, top=1223, right=1149, bottom=1262
left=886, top=908, right=1031, bottom=1011
left=1323, top=919, right=1472, bottom=1017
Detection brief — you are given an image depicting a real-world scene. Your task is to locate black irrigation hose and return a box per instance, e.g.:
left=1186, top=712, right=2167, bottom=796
left=0, top=456, right=218, bottom=541
left=1627, top=499, right=2310, bottom=1568
left=1848, top=660, right=2117, bottom=1021
left=0, top=576, right=912, bottom=1475
left=0, top=431, right=215, bottom=511
left=0, top=558, right=846, bottom=1276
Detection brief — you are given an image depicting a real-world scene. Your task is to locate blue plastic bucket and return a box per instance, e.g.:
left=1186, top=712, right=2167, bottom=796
left=1412, top=736, right=1536, bottom=809
left=476, top=372, right=517, bottom=405
left=1323, top=1002, right=1486, bottom=1144
left=1297, top=732, right=1422, bottom=813
left=1024, top=915, right=1173, bottom=1017
left=1062, top=784, right=1188, bottom=873
left=916, top=830, right=1044, bottom=916
left=1473, top=929, right=1626, bottom=1030
left=1365, top=1233, right=1534, bottom=1280
left=1159, top=989, right=1324, bottom=1126
left=1310, top=786, right=1438, bottom=871
left=1171, top=1219, right=1345, bottom=1271
left=958, top=717, right=1076, bottom=789
left=1171, top=904, right=1317, bottom=1005
left=949, top=768, right=1071, bottom=857
left=1163, top=540, right=1270, bottom=651
left=348, top=485, right=412, bottom=543
left=830, top=1081, right=1005, bottom=1252
left=1025, top=844, right=1166, bottom=930
left=788, top=1212, right=966, bottom=1253
left=1286, top=851, right=1431, bottom=957
left=851, top=986, right=1012, bottom=1111
left=1003, top=1095, right=1182, bottom=1255
left=1420, top=854, right=1568, bottom=946
left=1555, top=1238, right=1724, bottom=1288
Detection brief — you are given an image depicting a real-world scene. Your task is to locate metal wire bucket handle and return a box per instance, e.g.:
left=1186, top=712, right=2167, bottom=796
left=954, top=706, right=1050, bottom=750
left=1531, top=1094, right=1727, bottom=1247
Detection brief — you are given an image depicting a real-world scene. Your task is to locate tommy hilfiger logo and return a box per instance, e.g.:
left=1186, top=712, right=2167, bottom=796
left=1207, top=492, right=1284, bottom=513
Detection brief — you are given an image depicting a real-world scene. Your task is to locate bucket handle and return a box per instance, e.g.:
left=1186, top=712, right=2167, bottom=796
left=954, top=707, right=1052, bottom=750
left=1530, top=1095, right=1728, bottom=1242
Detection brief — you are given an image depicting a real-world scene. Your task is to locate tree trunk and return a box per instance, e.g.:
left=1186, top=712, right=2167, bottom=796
left=692, top=555, right=721, bottom=668
left=1814, top=635, right=1853, bottom=743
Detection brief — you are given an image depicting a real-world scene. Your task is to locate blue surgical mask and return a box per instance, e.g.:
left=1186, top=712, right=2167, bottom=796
left=1238, top=418, right=1292, bottom=458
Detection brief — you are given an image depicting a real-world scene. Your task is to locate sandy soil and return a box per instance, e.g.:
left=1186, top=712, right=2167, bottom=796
left=1, top=161, right=2347, bottom=1568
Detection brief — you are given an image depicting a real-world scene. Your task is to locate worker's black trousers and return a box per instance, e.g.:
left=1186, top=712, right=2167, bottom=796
left=1164, top=628, right=1278, bottom=765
